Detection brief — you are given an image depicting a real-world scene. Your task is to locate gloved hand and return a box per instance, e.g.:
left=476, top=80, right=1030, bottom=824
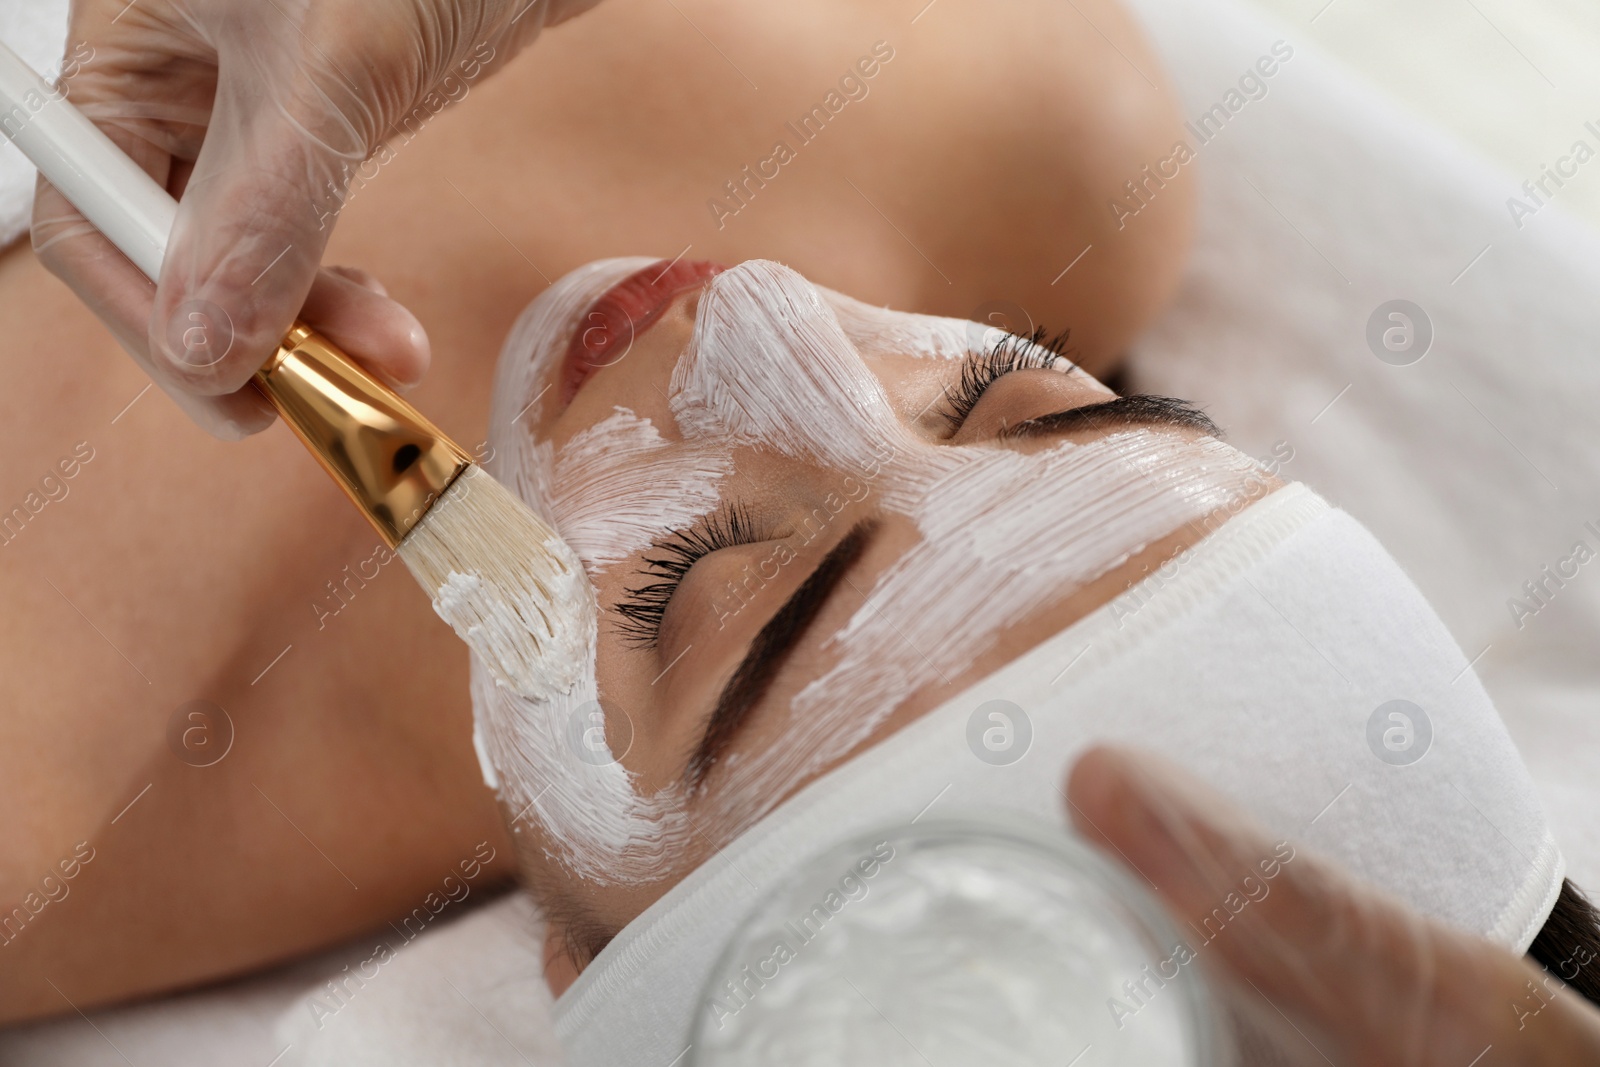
left=1066, top=745, right=1600, bottom=1066
left=31, top=0, right=601, bottom=438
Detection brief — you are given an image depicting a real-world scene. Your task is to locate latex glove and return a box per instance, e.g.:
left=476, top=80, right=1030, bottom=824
left=1066, top=745, right=1600, bottom=1066
left=31, top=0, right=601, bottom=438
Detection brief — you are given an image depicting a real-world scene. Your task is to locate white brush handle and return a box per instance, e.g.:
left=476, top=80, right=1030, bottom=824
left=0, top=39, right=175, bottom=281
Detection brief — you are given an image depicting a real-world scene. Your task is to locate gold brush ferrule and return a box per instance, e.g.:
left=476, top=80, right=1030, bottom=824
left=254, top=323, right=473, bottom=548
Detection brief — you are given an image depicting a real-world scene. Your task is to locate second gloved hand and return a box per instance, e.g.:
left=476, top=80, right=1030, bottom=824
left=31, top=0, right=601, bottom=437
left=1066, top=745, right=1600, bottom=1066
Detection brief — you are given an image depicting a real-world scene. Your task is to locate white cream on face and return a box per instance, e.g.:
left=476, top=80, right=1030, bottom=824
left=477, top=259, right=1266, bottom=883
left=670, top=266, right=901, bottom=471
left=675, top=263, right=1259, bottom=829
left=546, top=408, right=731, bottom=575
left=825, top=291, right=981, bottom=363
left=474, top=258, right=694, bottom=882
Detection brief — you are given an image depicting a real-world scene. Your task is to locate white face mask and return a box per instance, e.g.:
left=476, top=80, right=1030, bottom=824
left=550, top=485, right=1561, bottom=1066
left=473, top=259, right=1269, bottom=883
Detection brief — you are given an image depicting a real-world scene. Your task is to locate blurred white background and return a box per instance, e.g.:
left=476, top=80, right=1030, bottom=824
left=1245, top=0, right=1600, bottom=229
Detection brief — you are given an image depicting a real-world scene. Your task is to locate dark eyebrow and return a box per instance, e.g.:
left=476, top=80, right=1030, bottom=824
left=685, top=520, right=875, bottom=787
left=1000, top=394, right=1222, bottom=440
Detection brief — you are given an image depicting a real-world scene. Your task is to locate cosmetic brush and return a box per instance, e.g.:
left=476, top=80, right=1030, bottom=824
left=0, top=41, right=590, bottom=699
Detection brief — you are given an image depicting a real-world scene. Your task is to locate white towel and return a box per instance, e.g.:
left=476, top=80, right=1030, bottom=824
left=272, top=892, right=563, bottom=1067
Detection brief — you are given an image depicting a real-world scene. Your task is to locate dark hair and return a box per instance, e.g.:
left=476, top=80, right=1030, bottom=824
left=1528, top=879, right=1600, bottom=1006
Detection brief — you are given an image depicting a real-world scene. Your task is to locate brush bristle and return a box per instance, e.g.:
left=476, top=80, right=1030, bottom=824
left=398, top=465, right=594, bottom=700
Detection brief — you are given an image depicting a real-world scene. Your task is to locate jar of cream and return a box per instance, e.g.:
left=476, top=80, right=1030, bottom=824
left=689, top=814, right=1228, bottom=1066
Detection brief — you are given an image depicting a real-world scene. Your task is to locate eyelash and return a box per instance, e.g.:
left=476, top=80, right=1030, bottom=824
left=936, top=326, right=1074, bottom=434
left=613, top=503, right=768, bottom=648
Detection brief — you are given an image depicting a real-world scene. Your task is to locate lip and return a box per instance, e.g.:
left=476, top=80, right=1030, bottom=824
left=558, top=258, right=727, bottom=408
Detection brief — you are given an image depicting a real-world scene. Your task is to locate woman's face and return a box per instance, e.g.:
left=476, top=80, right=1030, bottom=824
left=479, top=257, right=1273, bottom=966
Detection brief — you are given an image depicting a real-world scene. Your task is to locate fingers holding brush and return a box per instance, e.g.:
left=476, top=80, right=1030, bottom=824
left=24, top=29, right=425, bottom=436
left=33, top=165, right=427, bottom=436
left=27, top=0, right=610, bottom=440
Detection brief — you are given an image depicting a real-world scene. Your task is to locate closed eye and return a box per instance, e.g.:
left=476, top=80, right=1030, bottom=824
left=613, top=503, right=773, bottom=649
left=936, top=327, right=1076, bottom=435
